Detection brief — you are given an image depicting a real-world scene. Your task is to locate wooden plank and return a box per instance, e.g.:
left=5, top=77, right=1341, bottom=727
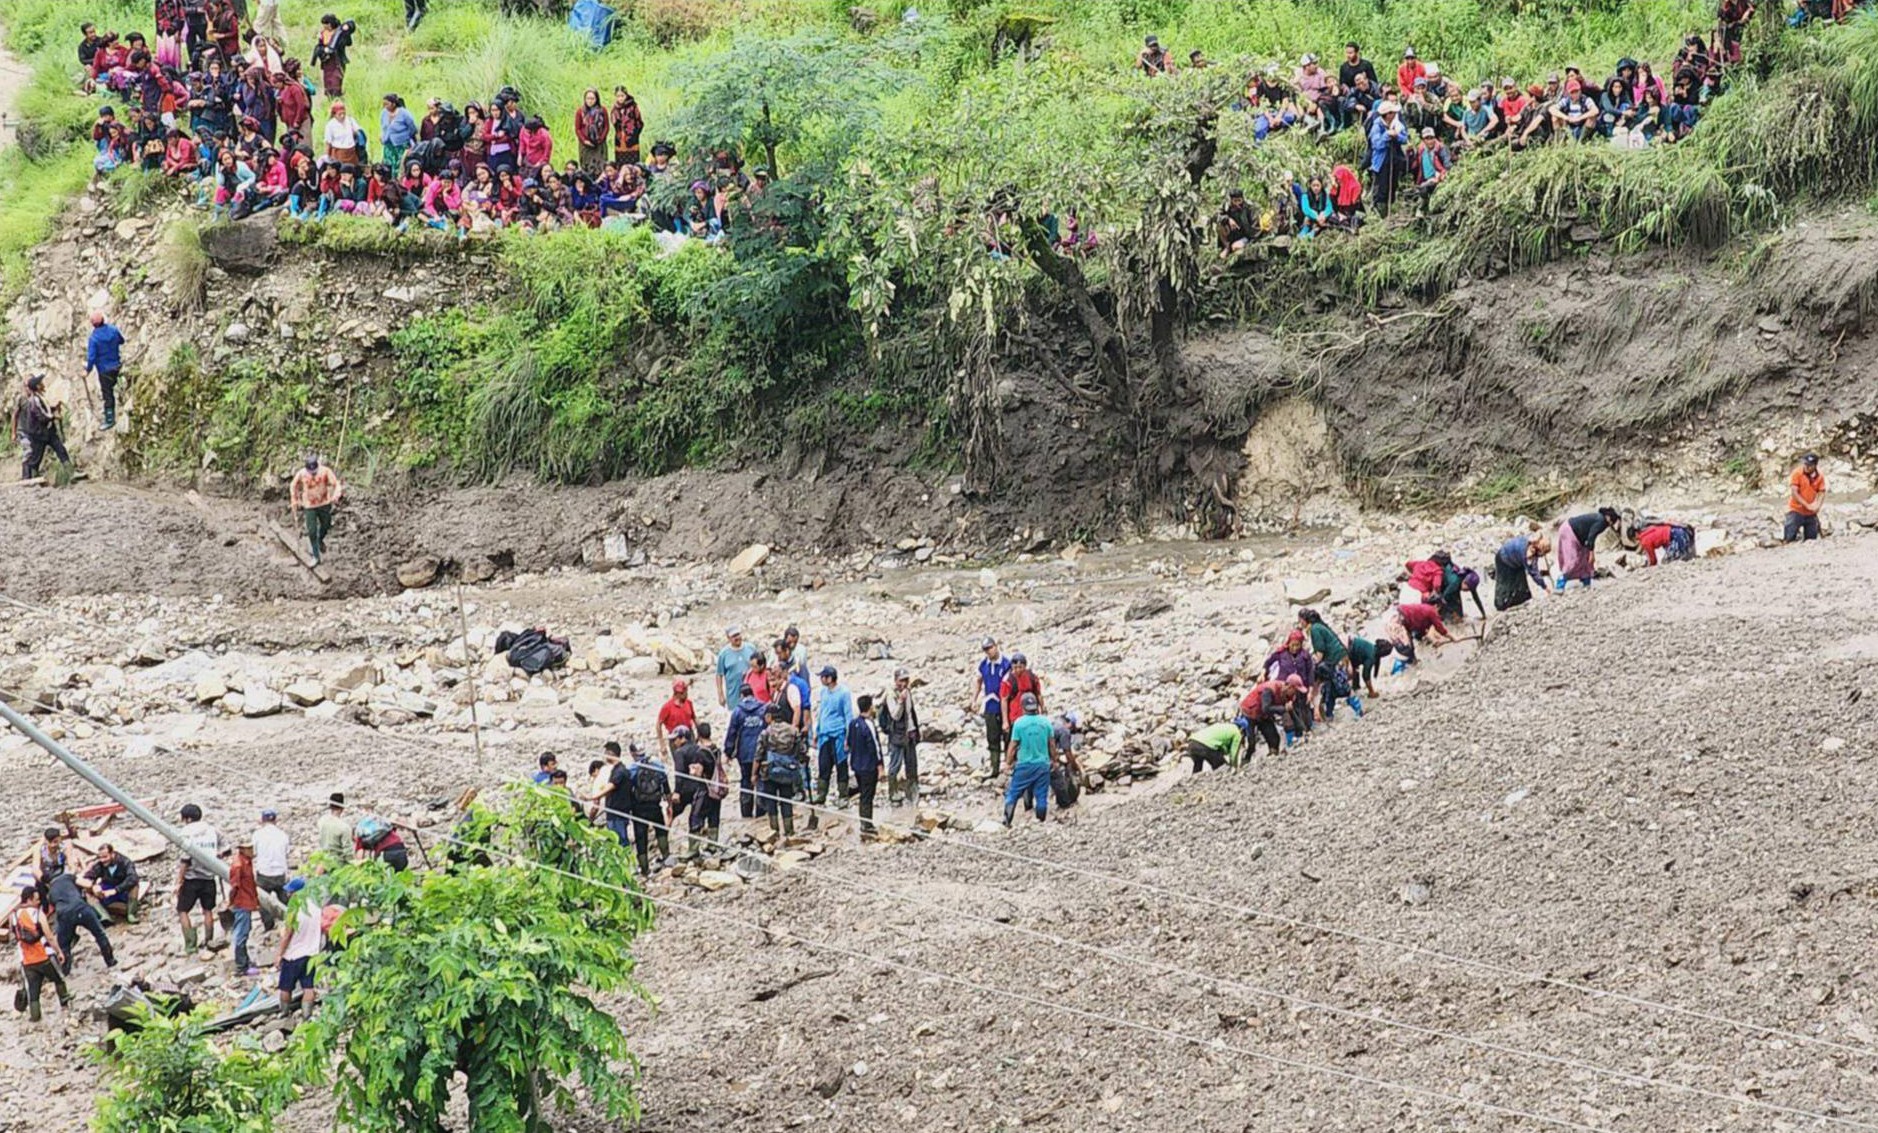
left=268, top=520, right=333, bottom=585
left=58, top=799, right=154, bottom=822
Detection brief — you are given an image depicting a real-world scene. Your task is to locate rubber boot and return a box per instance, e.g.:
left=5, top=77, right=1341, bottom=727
left=1002, top=803, right=1016, bottom=828
left=886, top=773, right=902, bottom=808
left=907, top=780, right=919, bottom=810
left=182, top=922, right=199, bottom=953
left=1283, top=730, right=1297, bottom=749
left=1390, top=658, right=1408, bottom=676
left=1349, top=695, right=1365, bottom=719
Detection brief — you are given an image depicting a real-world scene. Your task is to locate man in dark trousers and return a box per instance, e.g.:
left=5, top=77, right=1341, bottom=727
left=47, top=870, right=116, bottom=973
left=85, top=311, right=126, bottom=430
left=846, top=696, right=884, bottom=838
left=15, top=376, right=68, bottom=481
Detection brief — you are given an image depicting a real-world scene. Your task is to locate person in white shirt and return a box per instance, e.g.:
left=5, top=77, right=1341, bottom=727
left=251, top=808, right=292, bottom=931
left=275, top=877, right=325, bottom=1016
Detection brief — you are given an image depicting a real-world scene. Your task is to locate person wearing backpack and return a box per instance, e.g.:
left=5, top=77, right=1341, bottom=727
left=11, top=888, right=69, bottom=1023
left=882, top=667, right=921, bottom=808
left=755, top=703, right=805, bottom=836
left=669, top=723, right=726, bottom=859
left=624, top=744, right=672, bottom=876
left=726, top=684, right=769, bottom=818
left=353, top=818, right=409, bottom=870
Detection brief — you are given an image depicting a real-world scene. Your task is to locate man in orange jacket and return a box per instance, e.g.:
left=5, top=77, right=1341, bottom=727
left=1784, top=452, right=1825, bottom=543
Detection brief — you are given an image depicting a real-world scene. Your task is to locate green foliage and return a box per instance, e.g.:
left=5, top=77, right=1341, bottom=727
left=292, top=788, right=653, bottom=1133
left=90, top=1005, right=296, bottom=1133
left=158, top=218, right=210, bottom=311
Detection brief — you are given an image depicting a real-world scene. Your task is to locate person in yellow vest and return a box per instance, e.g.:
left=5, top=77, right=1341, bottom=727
left=1783, top=452, right=1825, bottom=543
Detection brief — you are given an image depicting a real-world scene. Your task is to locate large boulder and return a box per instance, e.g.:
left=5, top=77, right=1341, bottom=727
left=198, top=218, right=279, bottom=274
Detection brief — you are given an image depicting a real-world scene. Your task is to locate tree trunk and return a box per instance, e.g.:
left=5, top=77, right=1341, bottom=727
left=760, top=100, right=779, bottom=178
left=1018, top=219, right=1131, bottom=411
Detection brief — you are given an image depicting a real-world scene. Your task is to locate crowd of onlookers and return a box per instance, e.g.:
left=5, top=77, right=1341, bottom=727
left=79, top=6, right=767, bottom=238
left=1155, top=0, right=1771, bottom=241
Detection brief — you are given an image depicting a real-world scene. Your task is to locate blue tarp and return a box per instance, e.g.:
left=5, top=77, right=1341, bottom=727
left=567, top=0, right=616, bottom=49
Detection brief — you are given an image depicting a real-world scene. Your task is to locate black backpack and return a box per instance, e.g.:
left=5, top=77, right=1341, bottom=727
left=1051, top=765, right=1081, bottom=809
left=764, top=748, right=801, bottom=787
left=629, top=763, right=666, bottom=806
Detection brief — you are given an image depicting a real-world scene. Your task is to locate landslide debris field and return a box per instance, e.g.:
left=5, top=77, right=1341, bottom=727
left=619, top=536, right=1878, bottom=1131
left=0, top=497, right=1873, bottom=1130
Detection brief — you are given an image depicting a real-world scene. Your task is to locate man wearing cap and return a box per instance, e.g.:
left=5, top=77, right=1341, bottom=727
left=290, top=453, right=343, bottom=566
left=809, top=665, right=855, bottom=823
left=1396, top=46, right=1425, bottom=95
left=275, top=877, right=322, bottom=1016
left=228, top=838, right=261, bottom=976
left=657, top=679, right=698, bottom=759
left=1367, top=98, right=1410, bottom=214
left=251, top=808, right=291, bottom=932
left=1137, top=35, right=1171, bottom=76
left=316, top=793, right=351, bottom=860
left=1785, top=453, right=1826, bottom=542
left=882, top=667, right=922, bottom=808
left=975, top=638, right=1013, bottom=776
left=714, top=626, right=757, bottom=709
left=667, top=723, right=721, bottom=859
left=1002, top=693, right=1057, bottom=826
left=1414, top=126, right=1450, bottom=200
left=14, top=375, right=68, bottom=482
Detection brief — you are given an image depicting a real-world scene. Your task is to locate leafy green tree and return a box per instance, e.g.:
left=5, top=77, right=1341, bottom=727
left=673, top=30, right=922, bottom=177
left=293, top=788, right=653, bottom=1133
left=91, top=1005, right=296, bottom=1133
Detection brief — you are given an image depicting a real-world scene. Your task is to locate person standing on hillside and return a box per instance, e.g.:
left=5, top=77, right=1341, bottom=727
left=227, top=839, right=261, bottom=977
left=974, top=637, right=1012, bottom=776
left=316, top=793, right=351, bottom=860
left=809, top=665, right=854, bottom=824
left=290, top=454, right=343, bottom=566
left=11, top=889, right=69, bottom=1023
left=713, top=626, right=756, bottom=710
left=1493, top=531, right=1551, bottom=610
left=726, top=684, right=768, bottom=818
left=251, top=808, right=291, bottom=931
left=846, top=696, right=884, bottom=838
left=609, top=86, right=643, bottom=164
left=1784, top=453, right=1825, bottom=543
left=15, top=376, right=69, bottom=482
left=84, top=312, right=126, bottom=430
left=656, top=679, right=697, bottom=759
left=175, top=803, right=224, bottom=955
left=998, top=653, right=1044, bottom=746
left=310, top=15, right=355, bottom=99
left=882, top=667, right=921, bottom=808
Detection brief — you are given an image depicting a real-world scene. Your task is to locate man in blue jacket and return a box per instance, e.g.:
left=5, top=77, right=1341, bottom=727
left=725, top=684, right=769, bottom=818
left=84, top=312, right=125, bottom=430
left=1367, top=99, right=1409, bottom=216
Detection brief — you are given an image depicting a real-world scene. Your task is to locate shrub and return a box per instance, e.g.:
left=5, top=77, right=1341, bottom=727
left=91, top=1005, right=295, bottom=1133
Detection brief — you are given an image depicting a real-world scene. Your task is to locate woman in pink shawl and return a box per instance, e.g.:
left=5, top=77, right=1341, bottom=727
left=1554, top=507, right=1621, bottom=591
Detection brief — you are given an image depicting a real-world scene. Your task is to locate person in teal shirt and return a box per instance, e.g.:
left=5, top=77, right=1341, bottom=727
left=1002, top=694, right=1056, bottom=826
left=714, top=626, right=758, bottom=711
left=810, top=665, right=854, bottom=820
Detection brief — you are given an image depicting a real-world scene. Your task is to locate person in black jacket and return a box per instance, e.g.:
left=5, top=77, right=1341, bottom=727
left=81, top=844, right=140, bottom=921
left=15, top=377, right=68, bottom=481
left=882, top=668, right=921, bottom=808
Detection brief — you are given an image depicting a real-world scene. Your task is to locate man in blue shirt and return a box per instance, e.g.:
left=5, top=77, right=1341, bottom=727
left=713, top=626, right=757, bottom=711
left=809, top=665, right=853, bottom=826
left=531, top=752, right=557, bottom=785
left=846, top=695, right=884, bottom=838
left=84, top=312, right=126, bottom=430
left=975, top=637, right=1012, bottom=776
left=1003, top=693, right=1056, bottom=826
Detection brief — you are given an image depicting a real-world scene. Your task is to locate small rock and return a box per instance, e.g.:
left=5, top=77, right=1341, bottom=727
left=193, top=673, right=229, bottom=703
left=692, top=870, right=739, bottom=892
left=242, top=686, right=284, bottom=718
left=224, top=322, right=251, bottom=344
left=1399, top=880, right=1432, bottom=907
left=728, top=543, right=771, bottom=576
left=397, top=557, right=441, bottom=590
left=283, top=680, right=326, bottom=708
left=1821, top=737, right=1846, bottom=754
left=1124, top=592, right=1173, bottom=621
left=812, top=1058, right=847, bottom=1099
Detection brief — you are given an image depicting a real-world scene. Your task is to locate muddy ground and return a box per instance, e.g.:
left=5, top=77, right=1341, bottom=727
left=0, top=469, right=1875, bottom=1130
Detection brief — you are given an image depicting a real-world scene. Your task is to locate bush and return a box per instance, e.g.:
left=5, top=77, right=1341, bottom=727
left=91, top=1005, right=296, bottom=1133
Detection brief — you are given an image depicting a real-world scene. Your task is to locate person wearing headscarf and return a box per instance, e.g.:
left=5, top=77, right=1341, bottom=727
left=1554, top=507, right=1622, bottom=590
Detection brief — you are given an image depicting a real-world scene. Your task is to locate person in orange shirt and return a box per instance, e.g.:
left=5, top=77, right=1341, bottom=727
left=11, top=888, right=69, bottom=1022
left=1784, top=452, right=1825, bottom=543
left=290, top=454, right=345, bottom=566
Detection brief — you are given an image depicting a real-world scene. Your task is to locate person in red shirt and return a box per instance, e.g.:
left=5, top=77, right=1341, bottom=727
left=999, top=653, right=1044, bottom=726
left=1396, top=47, right=1426, bottom=96
left=1384, top=602, right=1454, bottom=665
left=1237, top=674, right=1305, bottom=755
left=657, top=679, right=698, bottom=758
left=228, top=840, right=261, bottom=977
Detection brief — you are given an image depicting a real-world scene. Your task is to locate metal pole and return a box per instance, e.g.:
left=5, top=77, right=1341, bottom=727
left=0, top=699, right=288, bottom=919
